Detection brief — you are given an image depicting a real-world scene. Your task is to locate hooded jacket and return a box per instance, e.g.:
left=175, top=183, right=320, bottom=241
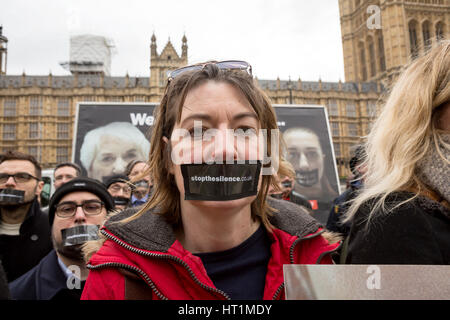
left=81, top=198, right=341, bottom=300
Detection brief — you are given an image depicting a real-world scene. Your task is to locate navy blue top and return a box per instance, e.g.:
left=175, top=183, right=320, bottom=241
left=9, top=250, right=85, bottom=300
left=194, top=225, right=271, bottom=300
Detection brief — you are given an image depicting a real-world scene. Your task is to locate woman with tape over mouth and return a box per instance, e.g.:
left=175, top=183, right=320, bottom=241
left=82, top=60, right=341, bottom=300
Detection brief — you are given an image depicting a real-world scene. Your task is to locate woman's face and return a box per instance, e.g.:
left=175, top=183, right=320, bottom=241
left=168, top=81, right=262, bottom=210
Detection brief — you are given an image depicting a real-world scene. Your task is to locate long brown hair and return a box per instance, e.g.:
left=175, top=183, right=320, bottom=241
left=122, top=63, right=292, bottom=231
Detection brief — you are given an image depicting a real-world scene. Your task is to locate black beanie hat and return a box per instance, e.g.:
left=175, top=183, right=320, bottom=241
left=104, top=174, right=129, bottom=189
left=48, top=177, right=115, bottom=225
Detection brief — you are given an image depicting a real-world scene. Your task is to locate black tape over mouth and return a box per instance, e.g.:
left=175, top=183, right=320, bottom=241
left=295, top=169, right=319, bottom=187
left=181, top=160, right=261, bottom=201
left=0, top=189, right=25, bottom=204
left=113, top=196, right=130, bottom=206
left=61, top=225, right=100, bottom=246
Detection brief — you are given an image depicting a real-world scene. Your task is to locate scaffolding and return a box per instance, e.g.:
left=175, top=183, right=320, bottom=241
left=60, top=34, right=115, bottom=76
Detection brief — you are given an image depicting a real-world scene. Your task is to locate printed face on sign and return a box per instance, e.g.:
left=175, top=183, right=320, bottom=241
left=80, top=121, right=151, bottom=184
left=90, top=135, right=146, bottom=183
left=167, top=81, right=264, bottom=208
left=284, top=128, right=325, bottom=189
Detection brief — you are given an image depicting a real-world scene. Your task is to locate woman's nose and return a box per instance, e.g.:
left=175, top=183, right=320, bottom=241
left=202, top=129, right=238, bottom=163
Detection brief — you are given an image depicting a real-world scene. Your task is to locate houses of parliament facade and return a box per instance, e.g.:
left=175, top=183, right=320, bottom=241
left=0, top=0, right=448, bottom=178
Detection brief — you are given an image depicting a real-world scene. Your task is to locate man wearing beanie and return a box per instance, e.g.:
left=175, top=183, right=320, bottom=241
left=104, top=174, right=131, bottom=211
left=9, top=177, right=114, bottom=300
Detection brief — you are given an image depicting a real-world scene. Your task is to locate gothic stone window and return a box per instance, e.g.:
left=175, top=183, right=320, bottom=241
left=2, top=124, right=16, bottom=140
left=377, top=31, right=386, bottom=72
left=422, top=21, right=431, bottom=51
left=366, top=100, right=377, bottom=117
left=436, top=21, right=444, bottom=41
left=328, top=99, right=339, bottom=116
left=333, top=143, right=341, bottom=157
left=409, top=20, right=419, bottom=58
left=56, top=147, right=69, bottom=163
left=57, top=123, right=69, bottom=139
left=359, top=42, right=367, bottom=81
left=57, top=98, right=70, bottom=116
left=29, top=123, right=42, bottom=139
left=3, top=98, right=16, bottom=117
left=29, top=96, right=43, bottom=115
left=368, top=37, right=376, bottom=77
left=346, top=103, right=357, bottom=118
left=348, top=123, right=358, bottom=137
left=331, top=122, right=340, bottom=136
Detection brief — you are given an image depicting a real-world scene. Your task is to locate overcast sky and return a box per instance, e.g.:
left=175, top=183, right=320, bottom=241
left=1, top=0, right=345, bottom=82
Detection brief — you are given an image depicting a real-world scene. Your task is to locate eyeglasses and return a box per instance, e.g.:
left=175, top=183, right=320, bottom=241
left=167, top=60, right=252, bottom=82
left=55, top=200, right=104, bottom=218
left=0, top=172, right=40, bottom=184
left=108, top=184, right=132, bottom=195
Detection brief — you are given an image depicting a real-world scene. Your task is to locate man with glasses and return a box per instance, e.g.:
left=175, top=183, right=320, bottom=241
left=126, top=160, right=152, bottom=207
left=104, top=174, right=131, bottom=211
left=9, top=177, right=114, bottom=300
left=0, top=151, right=52, bottom=282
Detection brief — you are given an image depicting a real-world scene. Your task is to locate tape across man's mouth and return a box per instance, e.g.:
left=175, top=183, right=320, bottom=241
left=113, top=196, right=129, bottom=206
left=181, top=161, right=261, bottom=201
left=61, top=225, right=100, bottom=247
left=0, top=189, right=25, bottom=204
left=295, top=169, right=319, bottom=187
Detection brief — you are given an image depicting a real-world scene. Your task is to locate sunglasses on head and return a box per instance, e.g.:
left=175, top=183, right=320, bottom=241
left=167, top=60, right=252, bottom=82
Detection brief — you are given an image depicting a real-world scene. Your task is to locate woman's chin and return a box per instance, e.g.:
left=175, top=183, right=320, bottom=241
left=186, top=195, right=257, bottom=210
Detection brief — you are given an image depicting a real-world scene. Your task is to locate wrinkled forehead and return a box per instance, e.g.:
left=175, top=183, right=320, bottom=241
left=179, top=81, right=257, bottom=123
left=99, top=134, right=133, bottom=145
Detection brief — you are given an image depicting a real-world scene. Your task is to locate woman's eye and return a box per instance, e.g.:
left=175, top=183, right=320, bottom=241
left=188, top=127, right=207, bottom=138
left=235, top=127, right=257, bottom=137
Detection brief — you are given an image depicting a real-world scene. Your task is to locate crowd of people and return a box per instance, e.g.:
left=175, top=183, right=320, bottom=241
left=0, top=40, right=448, bottom=300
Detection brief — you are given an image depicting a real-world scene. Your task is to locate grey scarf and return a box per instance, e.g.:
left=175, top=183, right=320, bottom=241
left=416, top=133, right=450, bottom=204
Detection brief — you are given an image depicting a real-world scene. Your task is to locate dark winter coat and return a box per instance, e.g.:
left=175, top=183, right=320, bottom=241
left=0, top=198, right=53, bottom=282
left=9, top=250, right=84, bottom=300
left=345, top=192, right=450, bottom=264
left=326, top=179, right=363, bottom=237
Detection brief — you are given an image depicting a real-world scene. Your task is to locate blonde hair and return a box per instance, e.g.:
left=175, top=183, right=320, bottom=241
left=344, top=40, right=450, bottom=224
left=122, top=63, right=292, bottom=231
